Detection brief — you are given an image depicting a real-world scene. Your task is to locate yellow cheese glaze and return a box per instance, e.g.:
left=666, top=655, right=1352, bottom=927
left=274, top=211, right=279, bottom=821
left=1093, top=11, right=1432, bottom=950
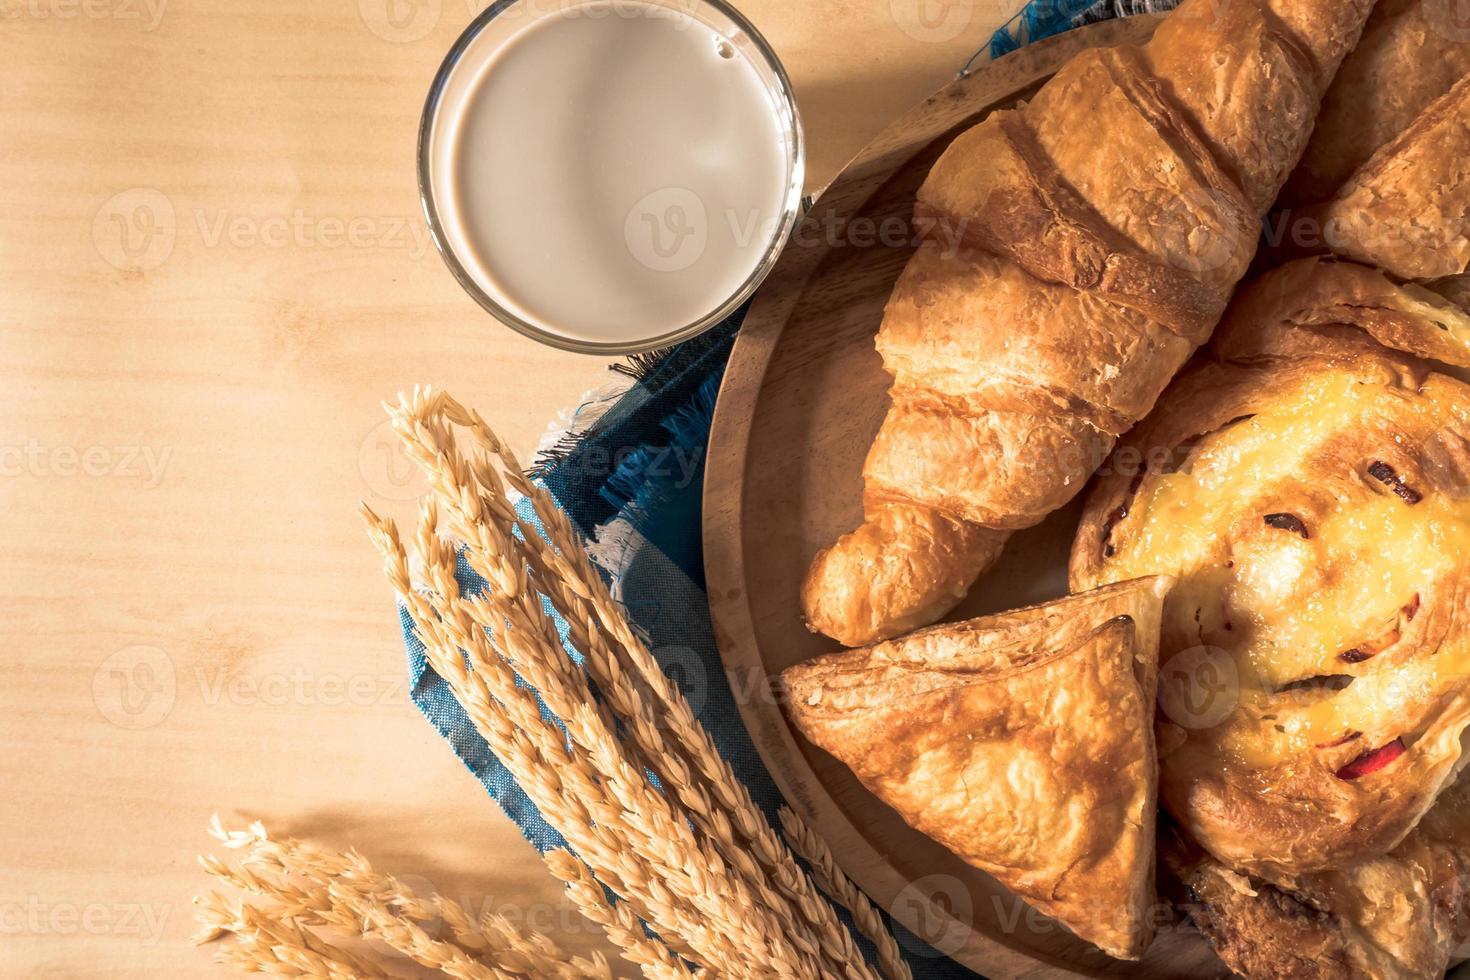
left=1102, top=370, right=1470, bottom=769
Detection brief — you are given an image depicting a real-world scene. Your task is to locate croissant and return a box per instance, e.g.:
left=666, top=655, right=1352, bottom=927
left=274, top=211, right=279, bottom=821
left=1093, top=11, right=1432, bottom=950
left=803, top=0, right=1376, bottom=647
left=1163, top=768, right=1470, bottom=980
left=1278, top=0, right=1470, bottom=208
left=1245, top=73, right=1470, bottom=358
left=781, top=576, right=1172, bottom=959
left=1071, top=257, right=1470, bottom=877
left=1298, top=73, right=1470, bottom=281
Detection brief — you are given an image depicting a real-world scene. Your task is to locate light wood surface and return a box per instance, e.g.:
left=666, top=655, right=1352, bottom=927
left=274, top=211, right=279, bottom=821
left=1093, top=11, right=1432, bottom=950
left=704, top=16, right=1232, bottom=979
left=0, top=0, right=1028, bottom=975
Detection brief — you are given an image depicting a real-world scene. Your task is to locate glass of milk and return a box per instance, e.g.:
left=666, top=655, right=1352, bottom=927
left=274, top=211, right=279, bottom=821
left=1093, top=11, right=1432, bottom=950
left=419, top=0, right=805, bottom=354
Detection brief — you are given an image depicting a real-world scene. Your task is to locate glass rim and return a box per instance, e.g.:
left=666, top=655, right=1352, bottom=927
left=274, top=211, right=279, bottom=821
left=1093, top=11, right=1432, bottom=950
left=416, top=0, right=806, bottom=356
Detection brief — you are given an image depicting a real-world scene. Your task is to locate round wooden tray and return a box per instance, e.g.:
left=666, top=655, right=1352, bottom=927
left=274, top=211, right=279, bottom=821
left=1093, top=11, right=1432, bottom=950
left=702, top=16, right=1229, bottom=979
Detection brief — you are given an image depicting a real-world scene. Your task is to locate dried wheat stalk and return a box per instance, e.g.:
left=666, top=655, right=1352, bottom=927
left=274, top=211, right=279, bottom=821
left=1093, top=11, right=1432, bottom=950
left=779, top=808, right=914, bottom=980
left=198, top=384, right=909, bottom=980
left=369, top=502, right=817, bottom=978
left=371, top=510, right=791, bottom=976
left=543, top=849, right=701, bottom=980
left=195, top=890, right=390, bottom=979
left=198, top=818, right=607, bottom=980
left=381, top=386, right=880, bottom=979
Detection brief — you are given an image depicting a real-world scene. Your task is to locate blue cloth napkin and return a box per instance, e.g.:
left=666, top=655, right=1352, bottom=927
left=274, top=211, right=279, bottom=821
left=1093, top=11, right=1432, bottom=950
left=398, top=5, right=1178, bottom=976
left=991, top=0, right=1176, bottom=56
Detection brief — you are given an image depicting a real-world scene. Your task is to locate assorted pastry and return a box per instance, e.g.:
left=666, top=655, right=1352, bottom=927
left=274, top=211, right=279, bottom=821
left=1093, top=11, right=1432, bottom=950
left=783, top=577, right=1171, bottom=960
left=779, top=0, right=1470, bottom=976
left=802, top=0, right=1375, bottom=648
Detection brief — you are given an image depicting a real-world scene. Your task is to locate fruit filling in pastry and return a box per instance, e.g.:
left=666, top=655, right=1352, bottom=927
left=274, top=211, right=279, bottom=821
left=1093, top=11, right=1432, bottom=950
left=1074, top=353, right=1470, bottom=877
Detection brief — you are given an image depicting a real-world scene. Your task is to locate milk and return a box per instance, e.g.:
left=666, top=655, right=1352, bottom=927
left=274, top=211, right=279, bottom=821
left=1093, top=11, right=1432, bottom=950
left=422, top=1, right=801, bottom=351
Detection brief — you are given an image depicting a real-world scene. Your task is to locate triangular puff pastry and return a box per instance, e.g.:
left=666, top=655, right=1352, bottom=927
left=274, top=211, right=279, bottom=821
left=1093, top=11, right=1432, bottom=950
left=780, top=576, right=1173, bottom=960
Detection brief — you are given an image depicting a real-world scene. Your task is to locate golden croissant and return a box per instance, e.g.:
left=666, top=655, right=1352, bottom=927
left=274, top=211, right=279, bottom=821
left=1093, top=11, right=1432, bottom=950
left=1275, top=0, right=1470, bottom=208
left=1278, top=0, right=1470, bottom=208
left=803, top=0, right=1376, bottom=647
left=1299, top=73, right=1470, bottom=280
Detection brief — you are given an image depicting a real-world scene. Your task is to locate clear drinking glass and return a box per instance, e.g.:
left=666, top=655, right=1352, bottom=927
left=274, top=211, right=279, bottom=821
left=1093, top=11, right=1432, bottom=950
left=417, top=0, right=805, bottom=354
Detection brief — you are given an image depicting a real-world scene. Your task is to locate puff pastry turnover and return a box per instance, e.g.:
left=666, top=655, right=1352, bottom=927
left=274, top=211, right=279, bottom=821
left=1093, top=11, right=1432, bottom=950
left=780, top=577, right=1173, bottom=960
left=1072, top=262, right=1470, bottom=878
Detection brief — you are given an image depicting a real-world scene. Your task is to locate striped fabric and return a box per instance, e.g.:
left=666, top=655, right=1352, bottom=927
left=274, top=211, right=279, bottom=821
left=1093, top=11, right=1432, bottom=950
left=990, top=0, right=1180, bottom=57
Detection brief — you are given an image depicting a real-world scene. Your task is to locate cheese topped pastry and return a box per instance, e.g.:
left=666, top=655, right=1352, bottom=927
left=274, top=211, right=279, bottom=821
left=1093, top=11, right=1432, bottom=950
left=1073, top=259, right=1470, bottom=878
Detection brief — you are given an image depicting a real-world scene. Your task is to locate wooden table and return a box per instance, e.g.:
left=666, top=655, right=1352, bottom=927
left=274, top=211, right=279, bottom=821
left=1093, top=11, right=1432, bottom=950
left=0, top=0, right=1021, bottom=974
